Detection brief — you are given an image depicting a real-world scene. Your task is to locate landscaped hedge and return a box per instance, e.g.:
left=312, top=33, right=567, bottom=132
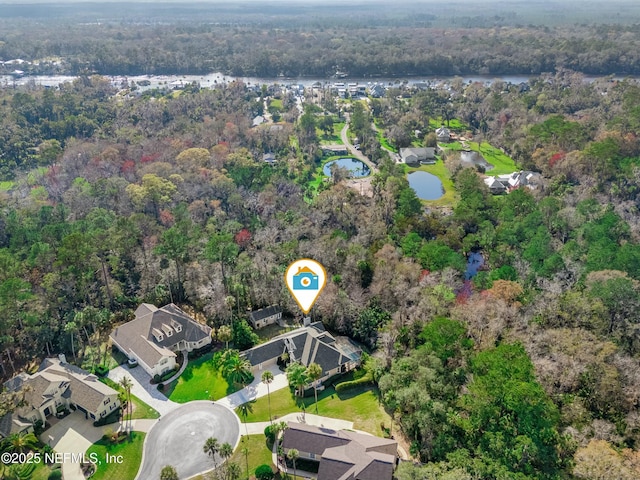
left=255, top=464, right=275, bottom=480
left=334, top=372, right=373, bottom=393
left=93, top=407, right=122, bottom=427
left=94, top=365, right=109, bottom=377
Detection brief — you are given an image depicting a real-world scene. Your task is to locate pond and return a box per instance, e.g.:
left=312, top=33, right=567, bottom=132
left=465, top=251, right=485, bottom=280
left=323, top=158, right=371, bottom=178
left=407, top=171, right=444, bottom=200
left=460, top=150, right=494, bottom=171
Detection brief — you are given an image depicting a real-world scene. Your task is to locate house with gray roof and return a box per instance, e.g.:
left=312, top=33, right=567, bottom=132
left=400, top=147, right=436, bottom=165
left=242, top=322, right=361, bottom=384
left=1, top=356, right=120, bottom=438
left=282, top=422, right=397, bottom=480
left=242, top=322, right=362, bottom=382
left=110, top=303, right=212, bottom=377
left=248, top=305, right=282, bottom=329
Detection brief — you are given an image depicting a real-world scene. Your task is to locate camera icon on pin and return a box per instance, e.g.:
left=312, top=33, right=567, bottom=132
left=292, top=266, right=319, bottom=290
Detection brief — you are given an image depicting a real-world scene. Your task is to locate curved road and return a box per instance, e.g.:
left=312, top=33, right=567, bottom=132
left=135, top=401, right=240, bottom=480
left=340, top=116, right=379, bottom=173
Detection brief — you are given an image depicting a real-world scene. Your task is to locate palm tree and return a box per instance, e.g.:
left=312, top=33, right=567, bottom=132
left=119, top=375, right=133, bottom=434
left=221, top=350, right=252, bottom=387
left=203, top=437, right=220, bottom=468
left=306, top=363, right=322, bottom=414
left=220, top=442, right=233, bottom=463
left=238, top=401, right=253, bottom=437
left=286, top=362, right=308, bottom=397
left=261, top=370, right=274, bottom=425
left=241, top=445, right=249, bottom=480
left=4, top=432, right=38, bottom=453
left=287, top=448, right=299, bottom=480
left=217, top=324, right=232, bottom=350
left=160, top=465, right=179, bottom=480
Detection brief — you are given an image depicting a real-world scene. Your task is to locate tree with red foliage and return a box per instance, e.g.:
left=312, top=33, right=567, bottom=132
left=234, top=228, right=251, bottom=248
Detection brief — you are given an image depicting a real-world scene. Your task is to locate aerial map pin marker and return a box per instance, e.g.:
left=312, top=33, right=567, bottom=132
left=285, top=259, right=327, bottom=315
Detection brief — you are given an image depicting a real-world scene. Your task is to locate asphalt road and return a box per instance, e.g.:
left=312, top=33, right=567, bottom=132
left=135, top=401, right=240, bottom=480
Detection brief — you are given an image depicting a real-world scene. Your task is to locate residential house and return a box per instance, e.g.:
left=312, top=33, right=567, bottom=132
left=110, top=303, right=212, bottom=377
left=248, top=305, right=282, bottom=329
left=322, top=145, right=349, bottom=156
left=252, top=115, right=266, bottom=127
left=484, top=171, right=543, bottom=194
left=242, top=322, right=361, bottom=383
left=400, top=147, right=436, bottom=166
left=282, top=422, right=397, bottom=480
left=435, top=125, right=451, bottom=143
left=0, top=356, right=120, bottom=438
left=263, top=153, right=277, bottom=165
left=367, top=84, right=386, bottom=98
left=483, top=176, right=507, bottom=194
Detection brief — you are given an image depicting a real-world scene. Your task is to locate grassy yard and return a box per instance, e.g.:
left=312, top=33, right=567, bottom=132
left=255, top=323, right=297, bottom=344
left=231, top=434, right=275, bottom=478
left=0, top=181, right=14, bottom=191
left=86, top=431, right=145, bottom=480
left=429, top=117, right=467, bottom=130
left=406, top=160, right=457, bottom=207
left=269, top=98, right=283, bottom=110
left=374, top=120, right=398, bottom=153
left=100, top=377, right=160, bottom=420
left=318, top=121, right=345, bottom=145
left=444, top=141, right=517, bottom=175
left=164, top=352, right=237, bottom=403
left=236, top=378, right=392, bottom=436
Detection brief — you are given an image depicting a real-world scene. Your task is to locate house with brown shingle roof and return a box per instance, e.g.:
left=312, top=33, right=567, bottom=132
left=1, top=356, right=120, bottom=437
left=110, top=303, right=212, bottom=377
left=281, top=422, right=397, bottom=480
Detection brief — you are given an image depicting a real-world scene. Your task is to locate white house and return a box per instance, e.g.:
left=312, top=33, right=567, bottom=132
left=110, top=303, right=212, bottom=377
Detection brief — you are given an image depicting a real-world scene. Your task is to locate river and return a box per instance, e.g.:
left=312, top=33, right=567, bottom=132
left=0, top=72, right=627, bottom=90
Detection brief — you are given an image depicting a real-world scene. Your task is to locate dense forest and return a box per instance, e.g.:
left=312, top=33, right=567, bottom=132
left=3, top=2, right=640, bottom=478
left=1, top=66, right=640, bottom=478
left=3, top=2, right=640, bottom=77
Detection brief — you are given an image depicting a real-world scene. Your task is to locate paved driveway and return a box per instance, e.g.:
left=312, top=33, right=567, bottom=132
left=41, top=411, right=106, bottom=480
left=109, top=365, right=179, bottom=415
left=135, top=401, right=240, bottom=480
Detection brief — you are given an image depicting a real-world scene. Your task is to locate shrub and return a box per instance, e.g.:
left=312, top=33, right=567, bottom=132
left=157, top=383, right=165, bottom=391
left=93, top=408, right=121, bottom=427
left=94, top=365, right=109, bottom=377
left=264, top=425, right=276, bottom=443
left=48, top=469, right=63, bottom=480
left=153, top=374, right=161, bottom=384
left=335, top=372, right=373, bottom=393
left=255, top=464, right=275, bottom=480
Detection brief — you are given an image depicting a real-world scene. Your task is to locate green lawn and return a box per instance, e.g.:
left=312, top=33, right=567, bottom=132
left=429, top=117, right=467, bottom=130
left=86, top=431, right=145, bottom=480
left=100, top=378, right=160, bottom=420
left=236, top=378, right=392, bottom=436
left=165, top=352, right=237, bottom=403
left=318, top=121, right=345, bottom=145
left=405, top=160, right=457, bottom=207
left=374, top=120, right=398, bottom=153
left=270, top=98, right=283, bottom=110
left=230, top=434, right=275, bottom=478
left=444, top=141, right=517, bottom=175
left=0, top=181, right=14, bottom=192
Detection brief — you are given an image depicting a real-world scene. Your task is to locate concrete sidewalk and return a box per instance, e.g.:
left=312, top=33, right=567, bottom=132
left=108, top=365, right=179, bottom=415
left=244, top=412, right=353, bottom=434
left=216, top=363, right=289, bottom=409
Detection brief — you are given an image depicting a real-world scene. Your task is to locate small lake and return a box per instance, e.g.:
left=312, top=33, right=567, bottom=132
left=408, top=171, right=444, bottom=200
left=323, top=158, right=371, bottom=178
left=460, top=150, right=493, bottom=171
